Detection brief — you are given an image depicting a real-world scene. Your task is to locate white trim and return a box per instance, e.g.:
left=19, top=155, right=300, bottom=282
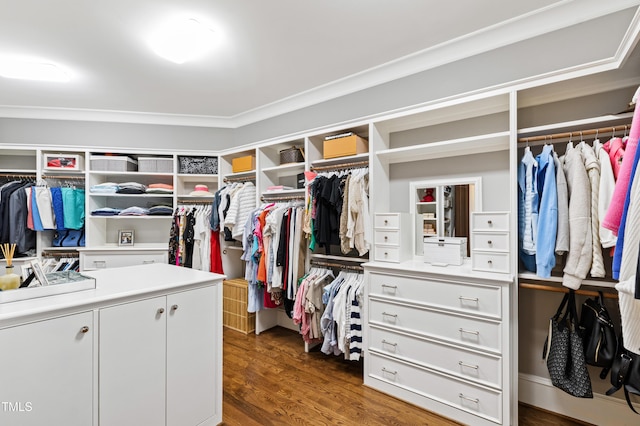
left=0, top=1, right=638, bottom=128
left=518, top=373, right=640, bottom=425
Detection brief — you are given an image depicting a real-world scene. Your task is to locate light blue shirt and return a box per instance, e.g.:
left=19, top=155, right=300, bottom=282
left=535, top=144, right=558, bottom=277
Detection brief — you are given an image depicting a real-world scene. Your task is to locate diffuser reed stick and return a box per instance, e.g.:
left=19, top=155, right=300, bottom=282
left=1, top=243, right=16, bottom=266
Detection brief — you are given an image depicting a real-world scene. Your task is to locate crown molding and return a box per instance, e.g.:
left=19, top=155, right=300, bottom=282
left=1, top=0, right=638, bottom=128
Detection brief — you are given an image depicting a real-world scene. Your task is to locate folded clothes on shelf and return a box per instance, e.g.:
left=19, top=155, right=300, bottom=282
left=118, top=206, right=150, bottom=216
left=116, top=182, right=147, bottom=194
left=91, top=207, right=122, bottom=216
left=90, top=182, right=120, bottom=193
left=148, top=205, right=174, bottom=216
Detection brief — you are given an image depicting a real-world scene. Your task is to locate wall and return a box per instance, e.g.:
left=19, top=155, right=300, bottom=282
left=0, top=118, right=232, bottom=152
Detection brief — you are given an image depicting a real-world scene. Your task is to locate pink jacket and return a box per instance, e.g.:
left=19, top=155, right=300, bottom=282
left=602, top=137, right=625, bottom=180
left=602, top=104, right=640, bottom=234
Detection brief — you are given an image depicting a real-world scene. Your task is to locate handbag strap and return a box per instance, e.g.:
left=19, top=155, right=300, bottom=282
left=607, top=353, right=633, bottom=396
left=625, top=387, right=640, bottom=415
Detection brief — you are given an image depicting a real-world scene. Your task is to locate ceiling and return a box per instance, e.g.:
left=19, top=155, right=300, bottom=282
left=0, top=0, right=638, bottom=128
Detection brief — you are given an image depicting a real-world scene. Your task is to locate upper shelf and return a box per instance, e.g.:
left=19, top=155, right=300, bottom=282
left=518, top=112, right=634, bottom=138
left=376, top=131, right=510, bottom=164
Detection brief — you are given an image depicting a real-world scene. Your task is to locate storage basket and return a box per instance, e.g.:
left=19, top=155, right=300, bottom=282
left=279, top=146, right=305, bottom=165
left=223, top=278, right=255, bottom=334
left=178, top=156, right=218, bottom=174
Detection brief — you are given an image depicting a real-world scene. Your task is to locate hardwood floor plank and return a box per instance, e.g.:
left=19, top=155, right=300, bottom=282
left=222, top=326, right=589, bottom=426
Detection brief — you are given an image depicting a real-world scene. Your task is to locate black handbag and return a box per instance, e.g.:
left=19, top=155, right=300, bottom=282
left=606, top=341, right=640, bottom=414
left=543, top=290, right=593, bottom=398
left=579, top=291, right=617, bottom=379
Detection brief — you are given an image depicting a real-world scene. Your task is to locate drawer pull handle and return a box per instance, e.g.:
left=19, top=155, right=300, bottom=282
left=157, top=308, right=165, bottom=315
left=143, top=260, right=155, bottom=264
left=487, top=260, right=493, bottom=265
left=382, top=367, right=397, bottom=375
left=382, top=312, right=398, bottom=319
left=93, top=260, right=106, bottom=268
left=384, top=220, right=389, bottom=225
left=459, top=296, right=479, bottom=303
left=487, top=240, right=493, bottom=245
left=487, top=220, right=493, bottom=225
left=80, top=326, right=90, bottom=334
left=458, top=361, right=479, bottom=370
left=459, top=393, right=479, bottom=404
left=384, top=252, right=388, bottom=256
left=459, top=328, right=480, bottom=336
left=384, top=236, right=388, bottom=241
left=381, top=284, right=397, bottom=291
left=382, top=339, right=398, bottom=348
left=171, top=304, right=179, bottom=311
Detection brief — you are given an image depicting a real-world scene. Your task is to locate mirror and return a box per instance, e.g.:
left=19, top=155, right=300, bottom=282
left=409, top=177, right=482, bottom=256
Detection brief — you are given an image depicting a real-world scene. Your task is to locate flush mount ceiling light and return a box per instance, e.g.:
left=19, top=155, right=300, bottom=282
left=0, top=58, right=71, bottom=82
left=149, top=17, right=220, bottom=64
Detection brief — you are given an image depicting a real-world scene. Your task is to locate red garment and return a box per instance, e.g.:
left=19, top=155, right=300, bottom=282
left=26, top=187, right=34, bottom=230
left=256, top=210, right=269, bottom=283
left=209, top=230, right=224, bottom=274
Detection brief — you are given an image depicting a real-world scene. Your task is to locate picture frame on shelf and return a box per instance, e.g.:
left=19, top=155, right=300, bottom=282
left=118, top=229, right=134, bottom=246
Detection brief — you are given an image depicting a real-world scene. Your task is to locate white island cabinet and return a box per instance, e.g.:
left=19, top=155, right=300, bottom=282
left=0, top=264, right=224, bottom=426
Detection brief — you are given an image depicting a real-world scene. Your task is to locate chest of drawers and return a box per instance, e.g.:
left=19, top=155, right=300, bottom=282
left=363, top=261, right=513, bottom=425
left=471, top=212, right=511, bottom=274
left=373, top=213, right=412, bottom=263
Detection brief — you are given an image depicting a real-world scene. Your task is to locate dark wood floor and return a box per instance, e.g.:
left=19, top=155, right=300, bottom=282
left=222, top=326, right=589, bottom=426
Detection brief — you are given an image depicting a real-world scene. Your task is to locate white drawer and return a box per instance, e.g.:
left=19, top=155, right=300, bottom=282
left=368, top=353, right=502, bottom=423
left=374, top=213, right=401, bottom=229
left=369, top=273, right=501, bottom=318
left=471, top=251, right=510, bottom=274
left=374, top=230, right=400, bottom=246
left=374, top=246, right=401, bottom=262
left=471, top=232, right=509, bottom=252
left=369, top=326, right=502, bottom=388
left=472, top=212, right=509, bottom=232
left=369, top=299, right=502, bottom=352
left=81, top=251, right=167, bottom=271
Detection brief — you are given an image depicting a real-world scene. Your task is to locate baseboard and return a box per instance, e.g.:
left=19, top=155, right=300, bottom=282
left=518, top=373, right=640, bottom=425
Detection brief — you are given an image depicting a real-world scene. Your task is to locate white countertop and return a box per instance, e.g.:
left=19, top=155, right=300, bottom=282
left=0, top=264, right=225, bottom=324
left=364, top=259, right=514, bottom=284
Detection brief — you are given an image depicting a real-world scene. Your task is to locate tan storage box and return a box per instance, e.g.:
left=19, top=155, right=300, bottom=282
left=231, top=155, right=256, bottom=173
left=223, top=278, right=255, bottom=334
left=323, top=134, right=368, bottom=159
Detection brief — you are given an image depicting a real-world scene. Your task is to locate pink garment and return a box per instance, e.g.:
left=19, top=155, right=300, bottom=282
left=602, top=137, right=625, bottom=180
left=602, top=105, right=640, bottom=234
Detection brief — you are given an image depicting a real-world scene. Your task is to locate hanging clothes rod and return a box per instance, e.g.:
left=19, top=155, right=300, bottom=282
left=310, top=259, right=364, bottom=271
left=310, top=160, right=369, bottom=172
left=224, top=175, right=256, bottom=183
left=41, top=174, right=85, bottom=180
left=41, top=250, right=80, bottom=258
left=177, top=199, right=213, bottom=205
left=518, top=123, right=632, bottom=144
left=261, top=194, right=306, bottom=202
left=519, top=282, right=618, bottom=299
left=0, top=172, right=36, bottom=179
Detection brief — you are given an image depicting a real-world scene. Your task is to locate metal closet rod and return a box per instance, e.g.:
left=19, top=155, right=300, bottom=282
left=519, top=282, right=618, bottom=299
left=310, top=259, right=364, bottom=271
left=261, top=194, right=305, bottom=202
left=224, top=175, right=256, bottom=183
left=518, top=123, right=632, bottom=144
left=311, top=160, right=369, bottom=172
left=41, top=174, right=85, bottom=180
left=177, top=199, right=212, bottom=205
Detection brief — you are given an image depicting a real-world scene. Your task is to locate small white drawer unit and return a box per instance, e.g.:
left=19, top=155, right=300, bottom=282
left=373, top=213, right=411, bottom=263
left=471, top=212, right=510, bottom=274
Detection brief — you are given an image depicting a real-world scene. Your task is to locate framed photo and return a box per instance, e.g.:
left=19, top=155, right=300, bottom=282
left=30, top=260, right=49, bottom=287
left=118, top=229, right=134, bottom=246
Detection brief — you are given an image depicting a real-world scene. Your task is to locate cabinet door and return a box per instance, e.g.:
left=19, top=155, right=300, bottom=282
left=166, top=286, right=218, bottom=426
left=99, top=296, right=166, bottom=426
left=0, top=312, right=93, bottom=426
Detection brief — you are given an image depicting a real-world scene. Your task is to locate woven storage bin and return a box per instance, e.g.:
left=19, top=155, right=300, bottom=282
left=178, top=156, right=218, bottom=174
left=279, top=146, right=304, bottom=165
left=223, top=278, right=255, bottom=334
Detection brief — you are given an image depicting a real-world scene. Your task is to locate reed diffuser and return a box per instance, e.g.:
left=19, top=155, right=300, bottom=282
left=0, top=243, right=21, bottom=291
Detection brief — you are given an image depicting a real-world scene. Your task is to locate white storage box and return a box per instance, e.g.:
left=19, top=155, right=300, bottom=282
left=423, top=236, right=467, bottom=266
left=138, top=157, right=173, bottom=173
left=43, top=153, right=84, bottom=171
left=91, top=155, right=138, bottom=172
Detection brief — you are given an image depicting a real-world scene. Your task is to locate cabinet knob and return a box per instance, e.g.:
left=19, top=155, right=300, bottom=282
left=171, top=304, right=179, bottom=311
left=157, top=308, right=165, bottom=314
left=487, top=220, right=493, bottom=225
left=384, top=220, right=388, bottom=225
left=487, top=260, right=493, bottom=265
left=487, top=240, right=492, bottom=245
left=384, top=236, right=388, bottom=241
left=384, top=252, right=388, bottom=256
left=80, top=326, right=90, bottom=334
